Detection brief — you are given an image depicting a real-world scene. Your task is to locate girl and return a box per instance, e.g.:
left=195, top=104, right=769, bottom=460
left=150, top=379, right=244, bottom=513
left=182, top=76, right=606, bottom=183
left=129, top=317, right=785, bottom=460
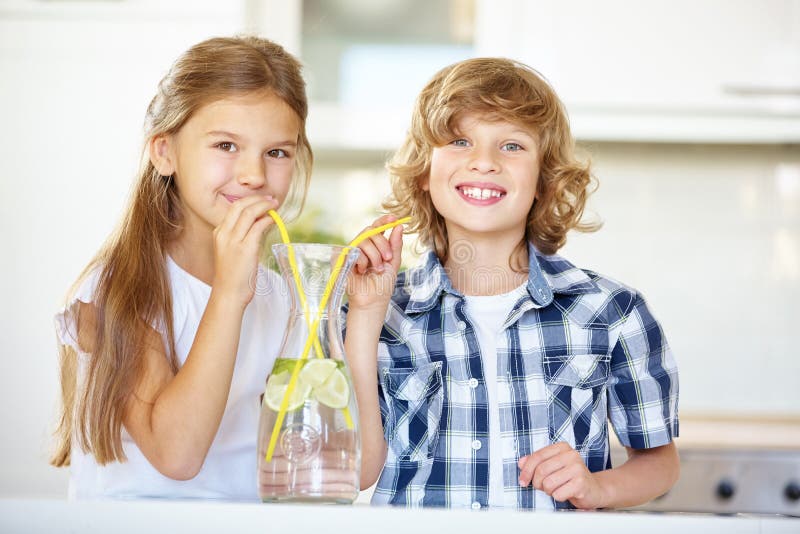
left=346, top=58, right=679, bottom=509
left=51, top=36, right=312, bottom=500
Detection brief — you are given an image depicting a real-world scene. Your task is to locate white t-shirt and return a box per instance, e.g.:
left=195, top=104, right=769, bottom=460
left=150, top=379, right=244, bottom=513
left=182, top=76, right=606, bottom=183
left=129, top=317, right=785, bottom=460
left=465, top=284, right=552, bottom=510
left=54, top=256, right=290, bottom=501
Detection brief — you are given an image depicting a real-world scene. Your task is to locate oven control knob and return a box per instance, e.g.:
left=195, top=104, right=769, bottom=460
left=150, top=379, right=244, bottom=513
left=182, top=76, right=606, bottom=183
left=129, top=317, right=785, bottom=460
left=785, top=482, right=800, bottom=501
left=716, top=480, right=735, bottom=500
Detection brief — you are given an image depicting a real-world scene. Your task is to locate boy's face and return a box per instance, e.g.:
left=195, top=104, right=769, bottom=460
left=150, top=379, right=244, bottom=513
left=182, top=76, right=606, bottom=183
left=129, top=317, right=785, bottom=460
left=424, top=113, right=539, bottom=246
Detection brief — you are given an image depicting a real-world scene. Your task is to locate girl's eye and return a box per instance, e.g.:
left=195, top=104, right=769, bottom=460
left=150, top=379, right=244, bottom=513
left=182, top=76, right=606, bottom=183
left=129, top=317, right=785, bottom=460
left=267, top=148, right=289, bottom=159
left=502, top=142, right=523, bottom=152
left=216, top=142, right=237, bottom=152
left=451, top=139, right=469, bottom=147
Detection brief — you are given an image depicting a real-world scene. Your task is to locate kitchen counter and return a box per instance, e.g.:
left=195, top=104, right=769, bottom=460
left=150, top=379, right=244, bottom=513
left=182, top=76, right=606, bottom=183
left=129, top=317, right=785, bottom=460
left=1, top=498, right=797, bottom=534
left=675, top=414, right=800, bottom=450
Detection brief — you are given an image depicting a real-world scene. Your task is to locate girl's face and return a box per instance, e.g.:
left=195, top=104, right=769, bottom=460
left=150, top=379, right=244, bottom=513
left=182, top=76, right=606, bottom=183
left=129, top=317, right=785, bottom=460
left=425, top=113, right=539, bottom=245
left=153, top=91, right=301, bottom=238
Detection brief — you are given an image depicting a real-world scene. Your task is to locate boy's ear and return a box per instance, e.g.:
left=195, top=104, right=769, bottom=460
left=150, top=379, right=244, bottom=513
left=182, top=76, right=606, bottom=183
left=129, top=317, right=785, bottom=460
left=149, top=135, right=176, bottom=176
left=419, top=172, right=430, bottom=192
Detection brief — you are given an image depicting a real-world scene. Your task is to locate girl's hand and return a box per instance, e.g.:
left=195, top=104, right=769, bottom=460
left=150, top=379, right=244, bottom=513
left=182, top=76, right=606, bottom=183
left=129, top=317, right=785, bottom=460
left=517, top=441, right=607, bottom=510
left=346, top=214, right=404, bottom=313
left=211, top=195, right=278, bottom=308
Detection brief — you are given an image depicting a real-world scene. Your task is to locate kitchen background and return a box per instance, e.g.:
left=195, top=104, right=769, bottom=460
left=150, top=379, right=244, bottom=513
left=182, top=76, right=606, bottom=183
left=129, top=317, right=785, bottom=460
left=1, top=0, right=798, bottom=513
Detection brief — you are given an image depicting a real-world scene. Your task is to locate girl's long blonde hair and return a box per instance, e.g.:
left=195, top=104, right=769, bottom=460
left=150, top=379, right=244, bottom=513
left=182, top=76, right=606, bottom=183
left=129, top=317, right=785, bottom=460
left=51, top=36, right=312, bottom=467
left=384, top=57, right=599, bottom=264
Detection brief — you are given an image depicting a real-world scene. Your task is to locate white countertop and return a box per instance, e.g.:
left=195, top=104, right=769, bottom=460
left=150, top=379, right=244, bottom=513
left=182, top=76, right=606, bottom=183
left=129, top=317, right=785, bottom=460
left=1, top=498, right=797, bottom=534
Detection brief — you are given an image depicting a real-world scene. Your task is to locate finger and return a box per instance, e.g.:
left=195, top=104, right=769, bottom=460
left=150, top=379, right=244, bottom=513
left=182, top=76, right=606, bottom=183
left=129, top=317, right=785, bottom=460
left=518, top=442, right=567, bottom=486
left=218, top=195, right=269, bottom=232
left=387, top=224, right=404, bottom=271
left=549, top=477, right=589, bottom=507
left=518, top=455, right=537, bottom=486
left=531, top=452, right=569, bottom=490
left=358, top=237, right=387, bottom=273
left=230, top=197, right=278, bottom=242
left=371, top=213, right=399, bottom=228
left=242, top=210, right=275, bottom=247
left=537, top=456, right=576, bottom=494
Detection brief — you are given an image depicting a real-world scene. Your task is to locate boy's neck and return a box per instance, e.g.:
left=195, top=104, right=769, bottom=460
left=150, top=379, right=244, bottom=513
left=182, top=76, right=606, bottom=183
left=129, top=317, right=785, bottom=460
left=443, top=233, right=529, bottom=296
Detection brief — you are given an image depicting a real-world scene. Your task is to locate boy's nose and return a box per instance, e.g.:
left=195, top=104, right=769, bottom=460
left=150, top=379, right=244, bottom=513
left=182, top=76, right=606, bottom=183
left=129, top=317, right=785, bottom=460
left=468, top=147, right=499, bottom=174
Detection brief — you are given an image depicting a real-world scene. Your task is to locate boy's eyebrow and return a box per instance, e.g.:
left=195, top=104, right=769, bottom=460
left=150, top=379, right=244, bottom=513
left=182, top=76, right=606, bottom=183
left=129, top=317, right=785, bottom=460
left=510, top=128, right=536, bottom=138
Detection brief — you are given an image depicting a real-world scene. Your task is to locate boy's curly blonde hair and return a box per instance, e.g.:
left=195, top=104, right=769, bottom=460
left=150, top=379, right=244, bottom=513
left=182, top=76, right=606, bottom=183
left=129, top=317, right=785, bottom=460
left=384, top=57, right=599, bottom=264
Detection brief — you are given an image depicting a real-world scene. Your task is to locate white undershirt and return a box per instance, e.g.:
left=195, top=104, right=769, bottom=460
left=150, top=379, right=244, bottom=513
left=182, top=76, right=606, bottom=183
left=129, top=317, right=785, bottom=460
left=464, top=284, right=526, bottom=508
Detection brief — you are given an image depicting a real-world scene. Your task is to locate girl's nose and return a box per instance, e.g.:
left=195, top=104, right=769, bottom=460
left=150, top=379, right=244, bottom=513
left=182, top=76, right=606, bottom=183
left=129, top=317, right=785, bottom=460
left=468, top=147, right=499, bottom=174
left=236, top=158, right=266, bottom=188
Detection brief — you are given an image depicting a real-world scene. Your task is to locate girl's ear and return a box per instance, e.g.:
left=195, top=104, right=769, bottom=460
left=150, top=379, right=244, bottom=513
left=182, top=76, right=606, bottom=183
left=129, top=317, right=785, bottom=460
left=149, top=135, right=176, bottom=176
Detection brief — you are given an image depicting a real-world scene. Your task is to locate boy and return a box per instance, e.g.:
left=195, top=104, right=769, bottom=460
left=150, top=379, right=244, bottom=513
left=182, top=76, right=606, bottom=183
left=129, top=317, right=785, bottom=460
left=345, top=58, right=679, bottom=509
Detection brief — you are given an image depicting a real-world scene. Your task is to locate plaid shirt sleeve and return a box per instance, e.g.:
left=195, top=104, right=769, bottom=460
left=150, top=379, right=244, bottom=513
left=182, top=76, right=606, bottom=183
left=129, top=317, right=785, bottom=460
left=607, top=292, right=679, bottom=449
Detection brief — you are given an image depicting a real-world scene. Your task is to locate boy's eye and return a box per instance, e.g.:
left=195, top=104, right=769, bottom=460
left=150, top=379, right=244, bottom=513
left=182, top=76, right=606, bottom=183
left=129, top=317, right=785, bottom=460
left=450, top=139, right=469, bottom=147
left=502, top=142, right=523, bottom=152
left=216, top=142, right=237, bottom=152
left=267, top=148, right=289, bottom=158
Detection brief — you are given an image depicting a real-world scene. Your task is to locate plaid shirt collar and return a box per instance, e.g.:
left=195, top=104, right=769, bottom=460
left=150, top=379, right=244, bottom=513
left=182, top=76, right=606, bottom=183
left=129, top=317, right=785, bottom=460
left=404, top=242, right=601, bottom=315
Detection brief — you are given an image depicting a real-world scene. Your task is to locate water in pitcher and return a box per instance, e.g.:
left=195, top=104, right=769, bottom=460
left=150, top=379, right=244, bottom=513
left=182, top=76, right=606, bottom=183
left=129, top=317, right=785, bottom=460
left=257, top=244, right=361, bottom=503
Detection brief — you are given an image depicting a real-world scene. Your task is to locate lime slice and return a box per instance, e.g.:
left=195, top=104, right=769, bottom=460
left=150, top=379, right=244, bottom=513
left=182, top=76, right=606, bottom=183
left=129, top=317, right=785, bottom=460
left=298, top=359, right=338, bottom=388
left=313, top=368, right=349, bottom=409
left=264, top=371, right=311, bottom=412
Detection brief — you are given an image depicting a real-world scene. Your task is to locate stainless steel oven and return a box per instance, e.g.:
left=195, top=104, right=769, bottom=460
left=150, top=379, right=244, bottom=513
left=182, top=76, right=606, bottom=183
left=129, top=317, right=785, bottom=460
left=617, top=448, right=800, bottom=516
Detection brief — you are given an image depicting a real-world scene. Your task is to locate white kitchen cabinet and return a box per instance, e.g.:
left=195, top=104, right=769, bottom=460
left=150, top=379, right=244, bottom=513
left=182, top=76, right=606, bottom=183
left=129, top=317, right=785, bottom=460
left=475, top=0, right=800, bottom=142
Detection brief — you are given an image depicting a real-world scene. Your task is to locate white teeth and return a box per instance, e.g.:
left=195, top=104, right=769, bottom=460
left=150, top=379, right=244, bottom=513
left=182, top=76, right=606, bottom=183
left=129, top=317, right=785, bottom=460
left=461, top=187, right=503, bottom=200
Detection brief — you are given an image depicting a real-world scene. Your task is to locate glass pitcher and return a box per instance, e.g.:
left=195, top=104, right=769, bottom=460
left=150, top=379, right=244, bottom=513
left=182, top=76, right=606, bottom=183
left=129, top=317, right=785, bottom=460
left=257, top=243, right=361, bottom=503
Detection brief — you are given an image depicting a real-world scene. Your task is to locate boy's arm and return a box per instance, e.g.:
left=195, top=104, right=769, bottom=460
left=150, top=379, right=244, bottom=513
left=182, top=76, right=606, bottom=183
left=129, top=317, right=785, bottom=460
left=592, top=442, right=679, bottom=508
left=345, top=215, right=403, bottom=489
left=518, top=440, right=679, bottom=509
left=345, top=308, right=389, bottom=489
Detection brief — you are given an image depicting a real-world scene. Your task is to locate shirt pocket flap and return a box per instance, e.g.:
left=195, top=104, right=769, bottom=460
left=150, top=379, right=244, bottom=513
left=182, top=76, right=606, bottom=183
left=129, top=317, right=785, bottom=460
left=383, top=362, right=443, bottom=402
left=543, top=353, right=610, bottom=389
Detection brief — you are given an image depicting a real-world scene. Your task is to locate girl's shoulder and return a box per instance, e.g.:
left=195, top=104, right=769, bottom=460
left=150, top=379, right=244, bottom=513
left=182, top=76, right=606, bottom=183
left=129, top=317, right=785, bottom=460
left=54, top=265, right=104, bottom=353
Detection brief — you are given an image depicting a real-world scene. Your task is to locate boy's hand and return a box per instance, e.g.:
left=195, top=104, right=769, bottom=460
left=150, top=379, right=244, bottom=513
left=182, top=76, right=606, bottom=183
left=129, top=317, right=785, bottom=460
left=517, top=441, right=607, bottom=510
left=346, top=214, right=404, bottom=312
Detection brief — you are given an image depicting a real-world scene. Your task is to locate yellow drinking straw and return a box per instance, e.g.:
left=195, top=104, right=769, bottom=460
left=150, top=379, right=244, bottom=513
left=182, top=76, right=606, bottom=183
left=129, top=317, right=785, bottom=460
left=265, top=211, right=410, bottom=462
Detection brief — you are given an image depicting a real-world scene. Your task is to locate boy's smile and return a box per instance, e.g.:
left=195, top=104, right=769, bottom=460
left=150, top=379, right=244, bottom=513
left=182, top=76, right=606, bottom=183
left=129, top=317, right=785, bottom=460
left=425, top=113, right=539, bottom=241
left=455, top=181, right=507, bottom=204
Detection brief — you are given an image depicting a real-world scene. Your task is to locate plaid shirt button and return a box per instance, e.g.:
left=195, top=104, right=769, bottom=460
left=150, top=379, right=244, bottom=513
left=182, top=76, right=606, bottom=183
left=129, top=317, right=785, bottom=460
left=468, top=378, right=479, bottom=388
left=471, top=502, right=482, bottom=510
left=471, top=440, right=482, bottom=450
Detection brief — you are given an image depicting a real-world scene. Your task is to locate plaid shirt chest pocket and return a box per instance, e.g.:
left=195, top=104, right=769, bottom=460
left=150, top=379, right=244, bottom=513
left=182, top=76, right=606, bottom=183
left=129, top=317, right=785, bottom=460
left=543, top=352, right=611, bottom=451
left=381, top=362, right=444, bottom=462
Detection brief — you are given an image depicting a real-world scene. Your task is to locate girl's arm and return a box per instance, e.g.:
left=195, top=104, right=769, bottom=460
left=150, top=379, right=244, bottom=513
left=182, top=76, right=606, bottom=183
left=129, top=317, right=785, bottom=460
left=79, top=196, right=278, bottom=480
left=344, top=215, right=403, bottom=489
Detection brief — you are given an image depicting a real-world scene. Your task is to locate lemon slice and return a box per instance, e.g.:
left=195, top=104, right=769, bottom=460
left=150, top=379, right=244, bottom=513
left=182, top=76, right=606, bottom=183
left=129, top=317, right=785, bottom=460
left=264, top=371, right=311, bottom=412
left=298, top=359, right=338, bottom=388
left=313, top=368, right=349, bottom=409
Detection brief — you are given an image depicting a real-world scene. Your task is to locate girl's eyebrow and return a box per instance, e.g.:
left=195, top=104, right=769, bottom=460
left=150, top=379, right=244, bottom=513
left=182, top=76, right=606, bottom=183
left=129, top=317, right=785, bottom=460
left=206, top=130, right=298, bottom=147
left=206, top=130, right=242, bottom=139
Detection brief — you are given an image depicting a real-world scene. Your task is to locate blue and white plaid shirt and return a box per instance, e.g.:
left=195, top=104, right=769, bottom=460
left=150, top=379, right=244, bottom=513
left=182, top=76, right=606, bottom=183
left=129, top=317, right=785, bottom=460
left=370, top=244, right=679, bottom=509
